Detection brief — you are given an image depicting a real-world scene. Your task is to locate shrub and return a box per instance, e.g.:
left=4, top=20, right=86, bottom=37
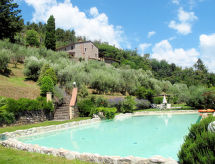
left=135, top=99, right=151, bottom=110
left=38, top=64, right=57, bottom=85
left=91, top=107, right=117, bottom=119
left=6, top=98, right=19, bottom=117
left=167, top=95, right=178, bottom=104
left=178, top=116, right=215, bottom=164
left=201, top=87, right=215, bottom=109
left=53, top=85, right=64, bottom=105
left=108, top=97, right=124, bottom=112
left=1, top=97, right=54, bottom=124
left=43, top=68, right=57, bottom=85
left=77, top=98, right=95, bottom=117
left=121, top=96, right=136, bottom=113
left=135, top=86, right=154, bottom=102
left=17, top=98, right=35, bottom=112
left=0, top=97, right=7, bottom=107
left=45, top=101, right=54, bottom=112
left=25, top=99, right=40, bottom=111
left=0, top=49, right=10, bottom=74
left=23, top=56, right=44, bottom=81
left=78, top=85, right=89, bottom=98
left=95, top=96, right=108, bottom=107
left=0, top=106, right=15, bottom=125
left=40, top=76, right=54, bottom=96
left=8, top=97, right=53, bottom=116
left=185, top=86, right=206, bottom=109
left=36, top=96, right=54, bottom=112
left=153, top=96, right=163, bottom=104
left=10, top=52, right=24, bottom=68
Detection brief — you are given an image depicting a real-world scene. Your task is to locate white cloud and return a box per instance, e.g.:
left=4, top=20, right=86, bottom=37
left=147, top=31, right=156, bottom=38
left=89, top=7, right=99, bottom=17
left=171, top=0, right=204, bottom=9
left=178, top=8, right=197, bottom=22
left=138, top=43, right=151, bottom=55
left=24, top=0, right=124, bottom=48
left=151, top=40, right=199, bottom=67
left=168, top=8, right=197, bottom=35
left=188, top=0, right=205, bottom=9
left=172, top=0, right=180, bottom=5
left=200, top=33, right=215, bottom=72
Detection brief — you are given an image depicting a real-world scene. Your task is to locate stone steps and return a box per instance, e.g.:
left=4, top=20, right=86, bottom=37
left=54, top=103, right=70, bottom=120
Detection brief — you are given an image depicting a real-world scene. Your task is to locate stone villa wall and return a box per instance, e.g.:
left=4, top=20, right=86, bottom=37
left=57, top=41, right=99, bottom=61
left=73, top=42, right=99, bottom=60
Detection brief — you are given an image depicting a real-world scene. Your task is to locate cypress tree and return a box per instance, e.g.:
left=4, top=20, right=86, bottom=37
left=45, top=15, right=56, bottom=51
left=0, top=0, right=23, bottom=42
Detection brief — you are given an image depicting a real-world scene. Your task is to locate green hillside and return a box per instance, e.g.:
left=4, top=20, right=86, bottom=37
left=0, top=64, right=40, bottom=99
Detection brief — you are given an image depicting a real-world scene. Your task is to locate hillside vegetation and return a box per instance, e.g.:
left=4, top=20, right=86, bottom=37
left=1, top=40, right=215, bottom=110
left=0, top=40, right=187, bottom=103
left=95, top=42, right=215, bottom=87
left=0, top=64, right=40, bottom=99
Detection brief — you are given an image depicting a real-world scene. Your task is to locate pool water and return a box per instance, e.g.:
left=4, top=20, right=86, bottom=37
left=18, top=114, right=199, bottom=160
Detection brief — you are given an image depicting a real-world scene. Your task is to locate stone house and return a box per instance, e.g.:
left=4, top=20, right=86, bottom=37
left=56, top=41, right=99, bottom=61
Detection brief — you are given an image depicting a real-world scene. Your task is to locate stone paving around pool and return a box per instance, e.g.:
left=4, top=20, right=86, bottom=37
left=0, top=110, right=198, bottom=164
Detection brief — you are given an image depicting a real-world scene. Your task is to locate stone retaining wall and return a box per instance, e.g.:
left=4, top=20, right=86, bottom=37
left=1, top=139, right=177, bottom=164
left=0, top=111, right=195, bottom=164
left=15, top=115, right=47, bottom=125
left=0, top=118, right=101, bottom=140
left=0, top=112, right=49, bottom=127
left=115, top=110, right=198, bottom=120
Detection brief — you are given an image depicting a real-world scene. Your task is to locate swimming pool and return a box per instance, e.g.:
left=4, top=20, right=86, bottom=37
left=18, top=113, right=199, bottom=160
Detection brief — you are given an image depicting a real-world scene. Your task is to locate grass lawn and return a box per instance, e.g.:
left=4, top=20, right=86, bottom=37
left=0, top=145, right=91, bottom=164
left=171, top=103, right=194, bottom=110
left=0, top=117, right=90, bottom=134
left=0, top=64, right=40, bottom=100
left=0, top=117, right=92, bottom=164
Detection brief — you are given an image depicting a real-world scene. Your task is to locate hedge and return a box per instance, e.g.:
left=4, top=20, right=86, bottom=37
left=0, top=97, right=54, bottom=125
left=152, top=96, right=163, bottom=104
left=40, top=76, right=54, bottom=96
left=178, top=116, right=215, bottom=164
left=91, top=107, right=117, bottom=119
left=77, top=98, right=95, bottom=117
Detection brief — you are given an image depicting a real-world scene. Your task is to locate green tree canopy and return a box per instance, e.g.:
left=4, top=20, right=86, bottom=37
left=40, top=76, right=54, bottom=96
left=194, top=58, right=208, bottom=73
left=45, top=15, right=56, bottom=50
left=0, top=0, right=23, bottom=42
left=26, top=29, right=40, bottom=47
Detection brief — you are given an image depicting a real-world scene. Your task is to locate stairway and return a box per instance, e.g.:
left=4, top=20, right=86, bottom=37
left=54, top=95, right=71, bottom=120
left=54, top=104, right=70, bottom=120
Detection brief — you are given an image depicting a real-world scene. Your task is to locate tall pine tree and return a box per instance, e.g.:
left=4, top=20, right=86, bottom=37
left=0, top=0, right=23, bottom=42
left=45, top=15, right=56, bottom=50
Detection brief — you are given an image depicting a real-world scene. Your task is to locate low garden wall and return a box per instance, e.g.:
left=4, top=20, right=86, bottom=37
left=115, top=110, right=198, bottom=120
left=0, top=111, right=198, bottom=164
left=15, top=112, right=48, bottom=125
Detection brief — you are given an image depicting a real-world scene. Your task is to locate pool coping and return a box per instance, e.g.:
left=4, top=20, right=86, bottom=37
left=115, top=110, right=198, bottom=120
left=0, top=110, right=198, bottom=164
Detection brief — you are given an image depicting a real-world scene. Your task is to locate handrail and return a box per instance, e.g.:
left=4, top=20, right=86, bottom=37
left=69, top=88, right=78, bottom=119
left=70, top=88, right=78, bottom=107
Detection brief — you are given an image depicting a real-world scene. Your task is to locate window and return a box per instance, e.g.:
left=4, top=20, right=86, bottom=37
left=71, top=45, right=74, bottom=50
left=85, top=48, right=87, bottom=52
left=65, top=48, right=66, bottom=51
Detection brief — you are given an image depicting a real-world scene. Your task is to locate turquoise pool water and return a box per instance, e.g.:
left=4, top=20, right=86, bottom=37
left=18, top=114, right=199, bottom=160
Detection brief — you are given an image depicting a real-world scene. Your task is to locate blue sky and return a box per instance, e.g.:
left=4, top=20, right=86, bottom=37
left=17, top=0, right=215, bottom=71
